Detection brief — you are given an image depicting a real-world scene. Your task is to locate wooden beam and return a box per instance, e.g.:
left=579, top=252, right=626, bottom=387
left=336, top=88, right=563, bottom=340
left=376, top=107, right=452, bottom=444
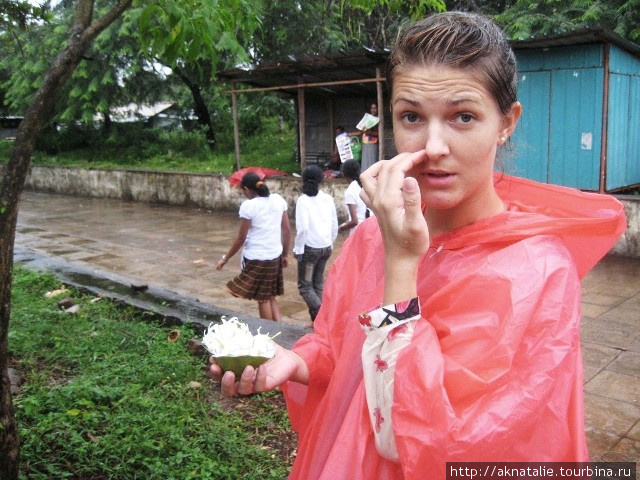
left=329, top=97, right=335, bottom=153
left=225, top=76, right=386, bottom=94
left=231, top=83, right=241, bottom=171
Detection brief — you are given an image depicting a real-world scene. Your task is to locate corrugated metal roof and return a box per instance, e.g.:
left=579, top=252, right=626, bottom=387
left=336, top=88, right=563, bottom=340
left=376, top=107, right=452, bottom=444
left=218, top=28, right=640, bottom=95
left=512, top=27, right=640, bottom=57
left=219, top=46, right=390, bottom=96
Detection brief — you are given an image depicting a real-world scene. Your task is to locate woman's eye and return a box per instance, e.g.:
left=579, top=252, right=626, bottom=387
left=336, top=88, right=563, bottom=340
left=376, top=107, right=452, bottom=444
left=402, top=113, right=419, bottom=123
left=457, top=113, right=474, bottom=124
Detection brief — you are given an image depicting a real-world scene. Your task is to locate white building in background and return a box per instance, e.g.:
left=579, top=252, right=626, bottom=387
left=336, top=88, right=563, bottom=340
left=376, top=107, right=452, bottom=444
left=93, top=102, right=198, bottom=129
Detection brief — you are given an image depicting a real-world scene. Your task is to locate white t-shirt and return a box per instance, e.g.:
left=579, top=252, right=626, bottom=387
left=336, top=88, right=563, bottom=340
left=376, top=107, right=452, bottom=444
left=239, top=193, right=288, bottom=260
left=293, top=190, right=338, bottom=255
left=344, top=180, right=368, bottom=234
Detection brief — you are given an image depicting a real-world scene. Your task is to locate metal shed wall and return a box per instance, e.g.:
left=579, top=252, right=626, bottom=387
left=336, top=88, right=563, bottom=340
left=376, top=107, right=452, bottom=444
left=514, top=44, right=604, bottom=191
left=607, top=47, right=640, bottom=190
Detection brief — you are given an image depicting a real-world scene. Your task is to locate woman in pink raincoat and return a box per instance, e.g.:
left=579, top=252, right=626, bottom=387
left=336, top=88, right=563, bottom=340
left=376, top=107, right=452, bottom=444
left=210, top=12, right=626, bottom=479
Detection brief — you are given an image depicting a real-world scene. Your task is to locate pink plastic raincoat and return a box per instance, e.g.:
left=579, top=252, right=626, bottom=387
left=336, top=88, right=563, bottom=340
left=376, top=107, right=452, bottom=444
left=282, top=175, right=626, bottom=480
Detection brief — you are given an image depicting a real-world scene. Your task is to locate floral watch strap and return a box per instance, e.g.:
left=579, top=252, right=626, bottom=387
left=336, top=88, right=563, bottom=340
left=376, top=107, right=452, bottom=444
left=357, top=297, right=421, bottom=329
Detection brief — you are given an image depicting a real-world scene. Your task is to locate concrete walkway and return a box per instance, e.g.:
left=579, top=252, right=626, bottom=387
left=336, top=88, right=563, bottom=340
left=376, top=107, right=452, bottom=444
left=15, top=190, right=640, bottom=464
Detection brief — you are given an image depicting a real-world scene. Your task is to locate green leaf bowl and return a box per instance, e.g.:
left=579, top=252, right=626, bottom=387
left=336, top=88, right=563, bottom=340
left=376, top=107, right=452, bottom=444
left=214, top=355, right=272, bottom=377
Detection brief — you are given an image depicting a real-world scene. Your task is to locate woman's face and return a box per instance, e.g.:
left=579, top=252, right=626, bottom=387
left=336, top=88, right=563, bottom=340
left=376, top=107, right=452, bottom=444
left=370, top=103, right=378, bottom=116
left=391, top=64, right=520, bottom=217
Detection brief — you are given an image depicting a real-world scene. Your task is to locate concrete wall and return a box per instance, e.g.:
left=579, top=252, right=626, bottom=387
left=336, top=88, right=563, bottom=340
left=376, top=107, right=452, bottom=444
left=9, top=165, right=640, bottom=258
left=20, top=165, right=351, bottom=220
left=613, top=196, right=640, bottom=257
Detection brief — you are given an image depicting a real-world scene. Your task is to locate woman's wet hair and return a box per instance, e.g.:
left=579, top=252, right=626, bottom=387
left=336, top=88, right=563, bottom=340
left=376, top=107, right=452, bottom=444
left=341, top=160, right=362, bottom=187
left=241, top=172, right=270, bottom=197
left=301, top=165, right=324, bottom=197
left=388, top=11, right=518, bottom=114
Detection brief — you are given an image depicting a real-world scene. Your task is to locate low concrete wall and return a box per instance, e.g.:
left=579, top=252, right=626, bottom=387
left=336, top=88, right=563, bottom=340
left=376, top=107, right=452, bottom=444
left=613, top=195, right=640, bottom=258
left=10, top=165, right=640, bottom=258
left=20, top=165, right=351, bottom=220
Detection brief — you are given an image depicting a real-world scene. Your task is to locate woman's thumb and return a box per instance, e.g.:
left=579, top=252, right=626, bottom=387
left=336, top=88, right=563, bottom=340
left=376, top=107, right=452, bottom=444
left=402, top=177, right=422, bottom=222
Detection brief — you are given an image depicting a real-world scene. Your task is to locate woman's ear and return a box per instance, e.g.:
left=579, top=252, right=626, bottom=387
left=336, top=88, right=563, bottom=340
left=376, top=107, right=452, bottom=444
left=500, top=101, right=522, bottom=140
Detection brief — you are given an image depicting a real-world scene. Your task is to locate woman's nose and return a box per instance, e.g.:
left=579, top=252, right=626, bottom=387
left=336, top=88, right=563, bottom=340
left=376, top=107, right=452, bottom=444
left=424, top=125, right=449, bottom=159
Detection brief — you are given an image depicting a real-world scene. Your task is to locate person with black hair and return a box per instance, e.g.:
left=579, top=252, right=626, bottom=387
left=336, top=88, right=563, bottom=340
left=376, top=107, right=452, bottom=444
left=216, top=171, right=290, bottom=321
left=338, top=159, right=369, bottom=235
left=293, top=165, right=338, bottom=321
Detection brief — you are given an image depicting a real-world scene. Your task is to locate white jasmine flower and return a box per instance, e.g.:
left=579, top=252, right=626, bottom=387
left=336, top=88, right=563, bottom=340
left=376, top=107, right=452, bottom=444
left=202, top=317, right=277, bottom=358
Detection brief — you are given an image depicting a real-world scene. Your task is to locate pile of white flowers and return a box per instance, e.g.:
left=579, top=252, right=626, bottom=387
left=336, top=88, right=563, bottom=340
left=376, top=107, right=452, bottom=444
left=202, top=317, right=277, bottom=358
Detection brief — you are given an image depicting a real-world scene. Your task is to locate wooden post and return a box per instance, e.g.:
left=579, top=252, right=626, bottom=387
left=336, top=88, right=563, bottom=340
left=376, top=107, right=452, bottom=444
left=298, top=81, right=306, bottom=171
left=376, top=66, right=385, bottom=162
left=231, top=82, right=241, bottom=171
left=329, top=97, right=335, bottom=152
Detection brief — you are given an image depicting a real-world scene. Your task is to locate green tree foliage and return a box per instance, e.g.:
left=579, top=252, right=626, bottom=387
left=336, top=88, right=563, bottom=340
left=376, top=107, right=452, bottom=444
left=0, top=1, right=51, bottom=116
left=0, top=0, right=50, bottom=30
left=494, top=0, right=640, bottom=41
left=1, top=0, right=264, bottom=128
left=251, top=1, right=350, bottom=63
left=134, top=0, right=262, bottom=69
left=341, top=0, right=446, bottom=47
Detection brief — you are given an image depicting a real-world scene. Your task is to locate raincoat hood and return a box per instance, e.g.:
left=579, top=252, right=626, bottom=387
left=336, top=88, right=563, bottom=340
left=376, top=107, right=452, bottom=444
left=427, top=174, right=626, bottom=278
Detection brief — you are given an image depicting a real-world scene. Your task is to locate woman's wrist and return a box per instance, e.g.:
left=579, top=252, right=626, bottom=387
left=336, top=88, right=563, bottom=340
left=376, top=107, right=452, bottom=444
left=384, top=258, right=419, bottom=305
left=289, top=350, right=309, bottom=385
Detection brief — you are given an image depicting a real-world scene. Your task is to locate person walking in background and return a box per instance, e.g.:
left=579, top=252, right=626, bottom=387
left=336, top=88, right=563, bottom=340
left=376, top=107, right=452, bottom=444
left=216, top=172, right=290, bottom=322
left=211, top=11, right=625, bottom=478
left=338, top=159, right=368, bottom=235
left=293, top=165, right=338, bottom=321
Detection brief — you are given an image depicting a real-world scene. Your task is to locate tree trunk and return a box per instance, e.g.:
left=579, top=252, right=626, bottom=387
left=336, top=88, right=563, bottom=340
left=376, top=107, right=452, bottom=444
left=174, top=67, right=217, bottom=149
left=0, top=1, right=131, bottom=478
left=104, top=111, right=112, bottom=134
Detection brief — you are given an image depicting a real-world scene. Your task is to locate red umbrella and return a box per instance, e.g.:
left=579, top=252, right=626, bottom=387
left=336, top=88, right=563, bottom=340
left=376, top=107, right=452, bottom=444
left=228, top=167, right=289, bottom=187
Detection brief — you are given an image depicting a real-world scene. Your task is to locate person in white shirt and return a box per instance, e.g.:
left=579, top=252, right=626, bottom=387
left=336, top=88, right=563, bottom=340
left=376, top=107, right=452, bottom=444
left=294, top=165, right=338, bottom=321
left=338, top=159, right=369, bottom=235
left=216, top=172, right=291, bottom=321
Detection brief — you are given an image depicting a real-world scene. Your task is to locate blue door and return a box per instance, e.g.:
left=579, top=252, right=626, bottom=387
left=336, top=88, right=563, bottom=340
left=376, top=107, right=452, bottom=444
left=548, top=68, right=603, bottom=190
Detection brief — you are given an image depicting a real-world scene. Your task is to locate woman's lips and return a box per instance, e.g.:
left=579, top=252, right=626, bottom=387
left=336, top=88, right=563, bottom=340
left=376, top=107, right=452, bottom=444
left=423, top=171, right=455, bottom=187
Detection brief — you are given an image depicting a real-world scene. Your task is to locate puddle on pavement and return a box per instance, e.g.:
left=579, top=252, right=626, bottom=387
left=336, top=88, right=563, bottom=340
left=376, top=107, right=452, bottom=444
left=60, top=271, right=224, bottom=328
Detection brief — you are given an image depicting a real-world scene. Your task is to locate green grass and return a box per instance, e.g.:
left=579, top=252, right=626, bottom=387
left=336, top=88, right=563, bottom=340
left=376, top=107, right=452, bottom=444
left=0, top=116, right=300, bottom=175
left=9, top=266, right=294, bottom=479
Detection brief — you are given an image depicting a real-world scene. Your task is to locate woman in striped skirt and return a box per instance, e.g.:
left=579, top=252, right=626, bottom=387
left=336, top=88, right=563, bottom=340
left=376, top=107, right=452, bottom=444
left=216, top=172, right=291, bottom=321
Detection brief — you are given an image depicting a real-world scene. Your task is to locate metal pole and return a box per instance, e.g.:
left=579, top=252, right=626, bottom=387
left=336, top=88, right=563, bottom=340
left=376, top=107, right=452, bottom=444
left=599, top=43, right=610, bottom=193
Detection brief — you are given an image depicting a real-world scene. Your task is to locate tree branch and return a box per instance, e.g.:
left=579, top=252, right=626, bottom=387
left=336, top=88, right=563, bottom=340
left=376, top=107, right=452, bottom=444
left=81, top=0, right=133, bottom=44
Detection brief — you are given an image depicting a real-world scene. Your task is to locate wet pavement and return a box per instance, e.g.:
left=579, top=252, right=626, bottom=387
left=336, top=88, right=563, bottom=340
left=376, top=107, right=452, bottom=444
left=14, top=190, right=640, bottom=464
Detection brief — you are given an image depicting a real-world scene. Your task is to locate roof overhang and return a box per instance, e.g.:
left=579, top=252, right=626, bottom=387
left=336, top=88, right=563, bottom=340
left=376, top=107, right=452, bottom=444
left=219, top=28, right=640, bottom=96
left=218, top=47, right=390, bottom=97
left=512, top=27, right=640, bottom=57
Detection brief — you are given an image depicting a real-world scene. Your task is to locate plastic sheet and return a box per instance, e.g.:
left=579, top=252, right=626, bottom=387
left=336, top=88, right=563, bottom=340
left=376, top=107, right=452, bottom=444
left=282, top=174, right=626, bottom=480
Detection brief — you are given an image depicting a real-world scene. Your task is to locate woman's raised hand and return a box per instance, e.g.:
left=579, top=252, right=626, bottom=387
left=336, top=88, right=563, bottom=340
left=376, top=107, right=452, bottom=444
left=360, top=151, right=430, bottom=263
left=209, top=344, right=306, bottom=397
